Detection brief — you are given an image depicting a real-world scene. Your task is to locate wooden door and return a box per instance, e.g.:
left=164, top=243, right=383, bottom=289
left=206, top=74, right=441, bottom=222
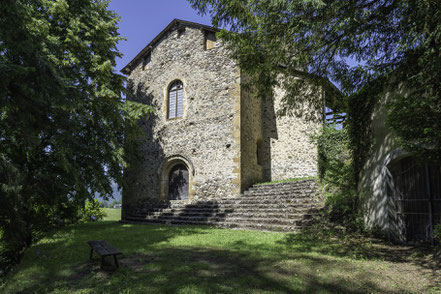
left=168, top=164, right=189, bottom=200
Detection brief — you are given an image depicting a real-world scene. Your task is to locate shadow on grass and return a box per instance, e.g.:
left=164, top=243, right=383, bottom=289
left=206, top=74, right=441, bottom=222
left=3, top=222, right=440, bottom=293
left=278, top=227, right=441, bottom=291
left=279, top=227, right=437, bottom=264
left=13, top=246, right=405, bottom=294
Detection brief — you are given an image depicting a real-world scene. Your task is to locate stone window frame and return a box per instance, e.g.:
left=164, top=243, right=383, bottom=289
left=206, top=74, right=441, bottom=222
left=166, top=80, right=184, bottom=120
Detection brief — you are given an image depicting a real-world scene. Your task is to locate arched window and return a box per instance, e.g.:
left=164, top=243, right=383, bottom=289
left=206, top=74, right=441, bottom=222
left=168, top=81, right=183, bottom=119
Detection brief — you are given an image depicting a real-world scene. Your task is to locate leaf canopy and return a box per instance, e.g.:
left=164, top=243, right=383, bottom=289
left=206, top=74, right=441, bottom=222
left=189, top=0, right=441, bottom=162
left=0, top=0, right=152, bottom=263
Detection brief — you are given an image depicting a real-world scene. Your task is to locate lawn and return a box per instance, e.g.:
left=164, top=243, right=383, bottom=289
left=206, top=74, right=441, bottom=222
left=0, top=217, right=440, bottom=293
left=103, top=208, right=121, bottom=222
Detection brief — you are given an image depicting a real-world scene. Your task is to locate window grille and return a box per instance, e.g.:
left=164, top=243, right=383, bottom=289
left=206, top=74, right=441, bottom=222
left=388, top=157, right=441, bottom=243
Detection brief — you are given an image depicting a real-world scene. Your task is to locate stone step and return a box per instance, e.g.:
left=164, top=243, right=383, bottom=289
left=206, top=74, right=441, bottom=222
left=245, top=189, right=315, bottom=196
left=247, top=183, right=316, bottom=191
left=135, top=201, right=320, bottom=212
left=240, top=194, right=316, bottom=200
left=249, top=180, right=317, bottom=190
left=190, top=197, right=317, bottom=206
left=208, top=200, right=316, bottom=206
left=126, top=214, right=313, bottom=226
left=124, top=179, right=321, bottom=233
left=132, top=210, right=313, bottom=220
left=121, top=217, right=306, bottom=232
left=136, top=206, right=319, bottom=216
left=190, top=197, right=318, bottom=205
left=227, top=189, right=316, bottom=196
left=243, top=189, right=316, bottom=196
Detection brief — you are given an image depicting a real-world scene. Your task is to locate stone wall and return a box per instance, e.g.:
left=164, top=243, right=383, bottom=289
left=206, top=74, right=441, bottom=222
left=261, top=86, right=321, bottom=181
left=124, top=24, right=241, bottom=207
left=240, top=74, right=263, bottom=190
left=358, top=89, right=405, bottom=235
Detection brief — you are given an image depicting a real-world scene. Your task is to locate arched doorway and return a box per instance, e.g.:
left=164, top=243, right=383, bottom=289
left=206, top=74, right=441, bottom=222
left=159, top=155, right=194, bottom=201
left=168, top=164, right=189, bottom=200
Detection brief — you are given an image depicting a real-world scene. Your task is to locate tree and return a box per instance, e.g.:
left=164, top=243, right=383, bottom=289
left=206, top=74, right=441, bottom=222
left=188, top=0, right=441, bottom=165
left=0, top=0, right=152, bottom=265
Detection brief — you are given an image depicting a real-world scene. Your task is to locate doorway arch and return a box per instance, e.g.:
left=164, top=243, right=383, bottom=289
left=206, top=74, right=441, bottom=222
left=159, top=155, right=194, bottom=201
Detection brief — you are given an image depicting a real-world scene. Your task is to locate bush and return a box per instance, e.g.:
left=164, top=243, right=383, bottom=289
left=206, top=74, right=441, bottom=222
left=314, top=124, right=361, bottom=230
left=316, top=124, right=352, bottom=188
left=78, top=199, right=107, bottom=223
left=434, top=223, right=441, bottom=243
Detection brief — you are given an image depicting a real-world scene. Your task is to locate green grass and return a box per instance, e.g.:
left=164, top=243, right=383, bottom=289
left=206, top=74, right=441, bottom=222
left=103, top=208, right=121, bottom=221
left=0, top=220, right=439, bottom=293
left=255, top=176, right=316, bottom=186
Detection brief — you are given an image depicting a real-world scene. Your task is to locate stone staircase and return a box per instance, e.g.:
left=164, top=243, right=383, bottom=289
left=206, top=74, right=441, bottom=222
left=122, top=179, right=322, bottom=232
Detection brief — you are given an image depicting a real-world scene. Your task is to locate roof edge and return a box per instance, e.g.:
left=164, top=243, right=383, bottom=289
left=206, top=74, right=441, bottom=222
left=121, top=19, right=219, bottom=75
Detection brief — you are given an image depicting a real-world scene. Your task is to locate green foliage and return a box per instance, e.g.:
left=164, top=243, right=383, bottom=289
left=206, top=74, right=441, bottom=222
left=79, top=199, right=107, bottom=223
left=434, top=223, right=441, bottom=244
left=346, top=77, right=385, bottom=184
left=387, top=90, right=441, bottom=163
left=316, top=125, right=352, bottom=188
left=435, top=222, right=441, bottom=261
left=0, top=0, right=153, bottom=266
left=315, top=124, right=361, bottom=228
left=189, top=0, right=441, bottom=166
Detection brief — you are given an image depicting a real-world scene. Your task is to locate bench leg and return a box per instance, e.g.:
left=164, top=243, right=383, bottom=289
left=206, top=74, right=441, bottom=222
left=89, top=248, right=94, bottom=260
left=113, top=255, right=119, bottom=268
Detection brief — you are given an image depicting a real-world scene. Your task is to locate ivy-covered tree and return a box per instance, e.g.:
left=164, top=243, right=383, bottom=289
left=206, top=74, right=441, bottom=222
left=188, top=0, right=441, bottom=164
left=0, top=0, right=152, bottom=265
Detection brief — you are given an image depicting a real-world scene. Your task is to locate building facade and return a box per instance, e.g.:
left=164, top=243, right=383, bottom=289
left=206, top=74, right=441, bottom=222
left=121, top=19, right=321, bottom=214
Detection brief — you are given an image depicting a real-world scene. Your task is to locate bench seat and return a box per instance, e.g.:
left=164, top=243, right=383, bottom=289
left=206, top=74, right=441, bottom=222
left=87, top=240, right=122, bottom=269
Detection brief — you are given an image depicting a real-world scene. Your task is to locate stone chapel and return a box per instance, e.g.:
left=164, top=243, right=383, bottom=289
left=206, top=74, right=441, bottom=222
left=121, top=19, right=322, bottom=211
left=120, top=19, right=440, bottom=243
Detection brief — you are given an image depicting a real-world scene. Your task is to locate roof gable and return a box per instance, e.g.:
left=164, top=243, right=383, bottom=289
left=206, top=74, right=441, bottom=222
left=121, top=19, right=218, bottom=74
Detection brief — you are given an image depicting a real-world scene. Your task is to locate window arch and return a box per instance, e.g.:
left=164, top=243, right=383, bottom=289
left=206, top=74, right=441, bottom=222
left=168, top=80, right=183, bottom=119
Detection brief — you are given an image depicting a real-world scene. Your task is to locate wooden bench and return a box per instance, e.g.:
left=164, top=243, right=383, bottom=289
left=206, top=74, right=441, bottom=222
left=87, top=240, right=122, bottom=269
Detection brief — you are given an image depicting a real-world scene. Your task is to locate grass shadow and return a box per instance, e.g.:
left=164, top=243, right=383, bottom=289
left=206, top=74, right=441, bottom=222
left=10, top=246, right=414, bottom=294
left=2, top=222, right=440, bottom=293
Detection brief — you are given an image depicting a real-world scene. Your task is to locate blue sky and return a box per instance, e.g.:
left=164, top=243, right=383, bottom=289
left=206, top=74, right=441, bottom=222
left=108, top=0, right=212, bottom=73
